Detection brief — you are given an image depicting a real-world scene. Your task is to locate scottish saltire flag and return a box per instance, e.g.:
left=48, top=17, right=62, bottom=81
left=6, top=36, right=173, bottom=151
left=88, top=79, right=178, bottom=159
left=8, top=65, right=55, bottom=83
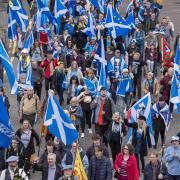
left=0, top=40, right=18, bottom=94
left=9, top=0, right=28, bottom=32
left=89, top=0, right=105, bottom=13
left=94, top=38, right=107, bottom=75
left=83, top=12, right=96, bottom=39
left=98, top=63, right=108, bottom=91
left=126, top=1, right=133, bottom=14
left=44, top=91, right=78, bottom=145
left=68, top=0, right=76, bottom=17
left=105, top=4, right=131, bottom=38
left=54, top=0, right=68, bottom=33
left=116, top=75, right=133, bottom=97
left=23, top=31, right=34, bottom=53
left=8, top=9, right=17, bottom=40
left=152, top=103, right=172, bottom=130
left=83, top=77, right=96, bottom=97
left=36, top=0, right=56, bottom=25
left=126, top=11, right=136, bottom=30
left=25, top=62, right=32, bottom=86
left=170, top=43, right=180, bottom=113
left=127, top=93, right=155, bottom=145
left=0, top=96, right=14, bottom=148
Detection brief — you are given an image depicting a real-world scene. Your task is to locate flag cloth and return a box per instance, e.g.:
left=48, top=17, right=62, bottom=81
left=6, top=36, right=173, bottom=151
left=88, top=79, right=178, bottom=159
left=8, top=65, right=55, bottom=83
left=162, top=37, right=172, bottom=68
left=25, top=62, right=32, bottom=86
left=170, top=43, right=180, bottom=113
left=73, top=148, right=88, bottom=180
left=68, top=0, right=76, bottom=17
left=8, top=8, right=17, bottom=40
left=126, top=11, right=136, bottom=30
left=89, top=0, right=105, bottom=13
left=54, top=0, right=68, bottom=33
left=83, top=12, right=96, bottom=39
left=94, top=38, right=107, bottom=75
left=127, top=93, right=155, bottom=145
left=9, top=0, right=28, bottom=32
left=44, top=91, right=78, bottom=145
left=98, top=63, right=108, bottom=91
left=152, top=103, right=172, bottom=130
left=0, top=40, right=18, bottom=94
left=36, top=0, right=56, bottom=25
left=0, top=95, right=14, bottom=148
left=105, top=4, right=131, bottom=38
left=82, top=77, right=96, bottom=97
left=23, top=31, right=34, bottom=53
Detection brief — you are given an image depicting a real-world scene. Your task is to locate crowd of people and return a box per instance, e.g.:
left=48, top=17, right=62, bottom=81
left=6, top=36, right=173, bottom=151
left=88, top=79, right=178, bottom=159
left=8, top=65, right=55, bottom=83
left=0, top=0, right=180, bottom=179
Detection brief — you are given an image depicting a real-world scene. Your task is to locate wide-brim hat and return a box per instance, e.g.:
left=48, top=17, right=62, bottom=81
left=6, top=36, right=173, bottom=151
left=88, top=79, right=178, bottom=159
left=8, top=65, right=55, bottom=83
left=170, top=136, right=180, bottom=143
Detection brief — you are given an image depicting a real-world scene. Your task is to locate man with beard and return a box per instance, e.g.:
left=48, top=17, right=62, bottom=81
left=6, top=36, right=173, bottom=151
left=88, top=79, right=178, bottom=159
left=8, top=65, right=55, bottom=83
left=19, top=86, right=40, bottom=127
left=0, top=156, right=28, bottom=180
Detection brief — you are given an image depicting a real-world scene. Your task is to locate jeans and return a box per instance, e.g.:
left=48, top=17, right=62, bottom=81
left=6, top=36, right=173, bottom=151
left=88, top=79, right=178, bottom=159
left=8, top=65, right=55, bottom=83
left=168, top=174, right=180, bottom=180
left=146, top=60, right=154, bottom=72
left=45, top=77, right=54, bottom=95
left=154, top=130, right=165, bottom=147
left=135, top=153, right=145, bottom=172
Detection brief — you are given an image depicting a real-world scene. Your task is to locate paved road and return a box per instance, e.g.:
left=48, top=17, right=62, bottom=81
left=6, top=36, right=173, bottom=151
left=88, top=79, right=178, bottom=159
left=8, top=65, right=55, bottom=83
left=1, top=0, right=180, bottom=179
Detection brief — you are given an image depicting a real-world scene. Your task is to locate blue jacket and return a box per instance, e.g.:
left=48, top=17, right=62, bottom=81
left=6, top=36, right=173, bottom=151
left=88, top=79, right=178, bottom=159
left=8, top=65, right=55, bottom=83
left=88, top=155, right=112, bottom=180
left=164, top=145, right=180, bottom=175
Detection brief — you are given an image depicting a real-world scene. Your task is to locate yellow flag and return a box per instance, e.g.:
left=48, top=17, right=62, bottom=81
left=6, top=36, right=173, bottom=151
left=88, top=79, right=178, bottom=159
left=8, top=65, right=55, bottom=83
left=73, top=149, right=88, bottom=180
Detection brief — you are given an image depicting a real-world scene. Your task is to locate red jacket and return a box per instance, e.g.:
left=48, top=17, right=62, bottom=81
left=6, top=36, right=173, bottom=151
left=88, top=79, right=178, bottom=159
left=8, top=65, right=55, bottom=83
left=114, top=153, right=139, bottom=180
left=40, top=59, right=58, bottom=79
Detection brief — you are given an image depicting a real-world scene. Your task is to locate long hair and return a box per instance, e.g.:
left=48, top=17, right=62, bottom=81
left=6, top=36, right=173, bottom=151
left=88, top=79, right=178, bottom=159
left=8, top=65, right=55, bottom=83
left=137, top=120, right=147, bottom=137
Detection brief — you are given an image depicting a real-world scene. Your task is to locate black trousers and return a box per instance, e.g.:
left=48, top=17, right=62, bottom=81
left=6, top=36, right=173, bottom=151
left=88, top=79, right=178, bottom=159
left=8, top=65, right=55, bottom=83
left=45, top=77, right=54, bottom=94
left=33, top=82, right=42, bottom=99
left=168, top=175, right=180, bottom=180
left=154, top=129, right=165, bottom=146
left=81, top=110, right=92, bottom=132
left=56, top=86, right=64, bottom=105
left=109, top=142, right=121, bottom=163
left=135, top=153, right=145, bottom=172
left=133, top=76, right=141, bottom=99
left=95, top=124, right=109, bottom=146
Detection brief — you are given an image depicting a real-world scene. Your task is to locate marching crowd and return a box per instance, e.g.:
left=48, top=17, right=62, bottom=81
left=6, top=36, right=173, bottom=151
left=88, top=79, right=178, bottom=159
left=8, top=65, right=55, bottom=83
left=0, top=0, right=180, bottom=179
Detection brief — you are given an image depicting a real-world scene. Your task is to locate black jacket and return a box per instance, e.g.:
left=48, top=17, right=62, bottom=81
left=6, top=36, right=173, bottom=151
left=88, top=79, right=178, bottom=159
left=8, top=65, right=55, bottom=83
left=34, top=163, right=63, bottom=180
left=144, top=161, right=168, bottom=180
left=16, top=129, right=40, bottom=156
left=125, top=119, right=152, bottom=156
left=88, top=155, right=112, bottom=180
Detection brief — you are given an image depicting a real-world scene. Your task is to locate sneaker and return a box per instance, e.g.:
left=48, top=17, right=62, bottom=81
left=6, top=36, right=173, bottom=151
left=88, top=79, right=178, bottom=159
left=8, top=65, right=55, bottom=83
left=88, top=129, right=93, bottom=134
left=81, top=133, right=85, bottom=138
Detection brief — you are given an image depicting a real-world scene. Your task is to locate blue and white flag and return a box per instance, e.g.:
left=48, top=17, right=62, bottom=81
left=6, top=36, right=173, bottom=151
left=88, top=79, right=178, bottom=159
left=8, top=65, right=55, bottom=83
left=36, top=0, right=56, bottom=25
left=170, top=43, right=180, bottom=113
left=127, top=93, right=155, bottom=145
left=25, top=62, right=32, bottom=86
left=98, top=63, right=108, bottom=91
left=94, top=38, right=107, bottom=75
left=83, top=12, right=96, bottom=39
left=0, top=40, right=18, bottom=94
left=68, top=0, right=76, bottom=17
left=8, top=9, right=17, bottom=40
left=23, top=31, right=34, bottom=53
left=105, top=4, right=131, bottom=38
left=44, top=91, right=78, bottom=145
left=0, top=95, right=14, bottom=148
left=54, top=0, right=68, bottom=33
left=152, top=103, right=172, bottom=130
left=126, top=11, right=136, bottom=30
left=83, top=77, right=96, bottom=97
left=126, top=1, right=133, bottom=14
left=10, top=0, right=28, bottom=32
left=89, top=0, right=105, bottom=13
left=116, top=75, right=133, bottom=97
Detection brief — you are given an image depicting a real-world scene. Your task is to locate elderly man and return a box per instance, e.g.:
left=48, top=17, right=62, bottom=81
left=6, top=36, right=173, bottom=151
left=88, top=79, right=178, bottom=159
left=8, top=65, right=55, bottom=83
left=19, top=86, right=40, bottom=127
left=0, top=156, right=28, bottom=180
left=164, top=136, right=180, bottom=180
left=33, top=153, right=63, bottom=180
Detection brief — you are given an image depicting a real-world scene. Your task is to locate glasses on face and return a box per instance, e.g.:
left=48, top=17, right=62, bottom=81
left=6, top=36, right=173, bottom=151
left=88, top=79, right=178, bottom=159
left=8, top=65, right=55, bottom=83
left=124, top=147, right=129, bottom=150
left=116, top=51, right=120, bottom=54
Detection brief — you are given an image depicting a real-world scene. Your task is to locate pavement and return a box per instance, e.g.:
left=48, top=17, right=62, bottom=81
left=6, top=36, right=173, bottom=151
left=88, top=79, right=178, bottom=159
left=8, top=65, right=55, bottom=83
left=0, top=0, right=180, bottom=179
